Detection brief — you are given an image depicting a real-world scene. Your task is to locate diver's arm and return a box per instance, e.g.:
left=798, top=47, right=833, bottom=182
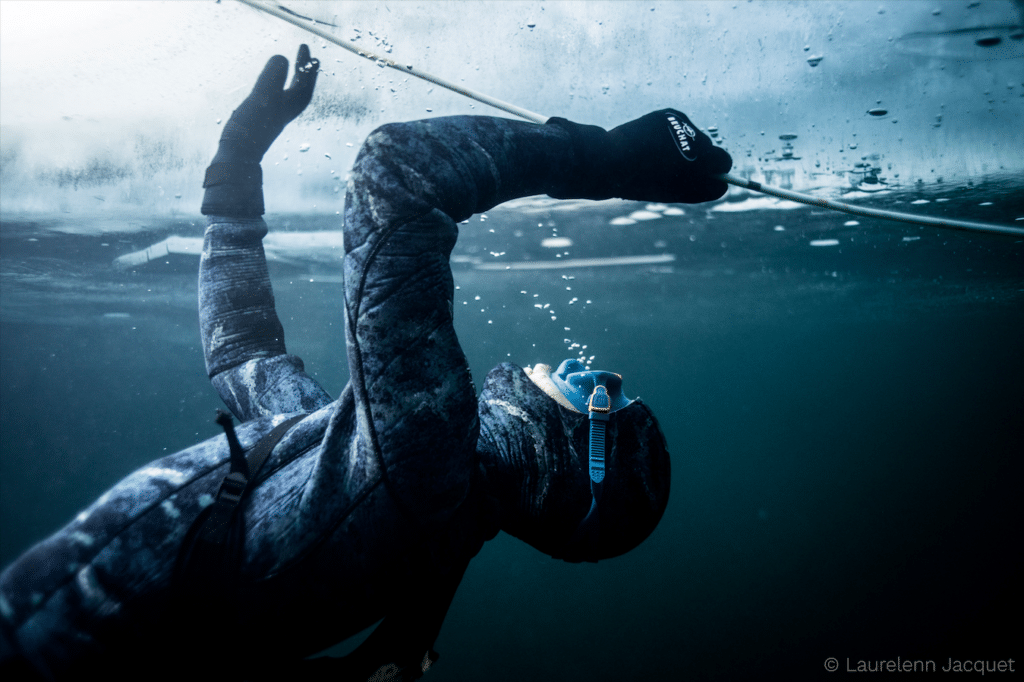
left=198, top=217, right=331, bottom=421
left=198, top=46, right=331, bottom=422
left=338, top=112, right=729, bottom=520
left=345, top=110, right=732, bottom=234
left=336, top=117, right=588, bottom=522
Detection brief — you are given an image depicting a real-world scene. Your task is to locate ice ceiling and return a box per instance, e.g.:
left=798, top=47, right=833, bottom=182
left=1, top=0, right=1022, bottom=216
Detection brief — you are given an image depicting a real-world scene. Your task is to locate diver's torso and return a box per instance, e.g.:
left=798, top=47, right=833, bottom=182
left=0, top=387, right=489, bottom=677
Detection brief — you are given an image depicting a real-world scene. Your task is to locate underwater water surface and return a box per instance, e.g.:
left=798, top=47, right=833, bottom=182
left=3, top=0, right=1024, bottom=677
left=1, top=180, right=1021, bottom=679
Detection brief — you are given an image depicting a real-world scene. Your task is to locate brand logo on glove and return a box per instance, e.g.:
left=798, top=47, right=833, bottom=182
left=666, top=114, right=698, bottom=162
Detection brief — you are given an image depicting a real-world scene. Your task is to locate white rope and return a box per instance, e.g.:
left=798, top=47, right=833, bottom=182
left=720, top=173, right=1024, bottom=238
left=235, top=0, right=1023, bottom=239
left=235, top=0, right=548, bottom=123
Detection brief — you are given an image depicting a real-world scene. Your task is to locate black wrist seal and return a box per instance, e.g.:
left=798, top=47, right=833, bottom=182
left=200, top=162, right=265, bottom=218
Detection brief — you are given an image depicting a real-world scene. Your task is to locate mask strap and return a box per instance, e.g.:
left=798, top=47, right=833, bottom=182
left=563, top=384, right=612, bottom=560
left=587, top=384, right=611, bottom=477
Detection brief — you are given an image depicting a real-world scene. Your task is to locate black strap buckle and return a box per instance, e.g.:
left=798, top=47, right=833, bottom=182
left=216, top=471, right=247, bottom=505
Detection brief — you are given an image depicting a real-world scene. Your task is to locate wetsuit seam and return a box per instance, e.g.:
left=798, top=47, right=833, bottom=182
left=250, top=431, right=315, bottom=485
left=257, top=476, right=385, bottom=581
left=370, top=314, right=450, bottom=391
left=346, top=210, right=437, bottom=523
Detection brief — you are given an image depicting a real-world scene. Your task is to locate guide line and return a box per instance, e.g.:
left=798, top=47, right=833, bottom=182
left=235, top=0, right=1024, bottom=238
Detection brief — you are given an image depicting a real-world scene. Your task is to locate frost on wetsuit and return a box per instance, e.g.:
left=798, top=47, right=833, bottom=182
left=0, top=114, right=674, bottom=681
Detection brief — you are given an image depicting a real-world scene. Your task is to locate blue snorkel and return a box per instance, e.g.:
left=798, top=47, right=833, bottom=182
left=550, top=359, right=633, bottom=560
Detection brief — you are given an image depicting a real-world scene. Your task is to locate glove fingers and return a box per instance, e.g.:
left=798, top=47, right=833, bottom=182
left=295, top=43, right=311, bottom=67
left=283, top=44, right=319, bottom=121
left=691, top=147, right=731, bottom=201
left=250, top=55, right=289, bottom=104
left=695, top=175, right=729, bottom=202
left=703, top=145, right=733, bottom=176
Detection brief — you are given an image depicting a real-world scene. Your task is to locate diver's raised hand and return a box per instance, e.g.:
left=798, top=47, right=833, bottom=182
left=546, top=109, right=732, bottom=204
left=214, top=44, right=320, bottom=164
left=202, top=45, right=319, bottom=217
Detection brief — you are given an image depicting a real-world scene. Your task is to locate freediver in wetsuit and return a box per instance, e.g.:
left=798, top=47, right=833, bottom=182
left=0, top=46, right=732, bottom=681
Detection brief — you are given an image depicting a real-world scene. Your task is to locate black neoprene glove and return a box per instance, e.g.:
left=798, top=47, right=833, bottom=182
left=202, top=45, right=320, bottom=217
left=546, top=109, right=732, bottom=204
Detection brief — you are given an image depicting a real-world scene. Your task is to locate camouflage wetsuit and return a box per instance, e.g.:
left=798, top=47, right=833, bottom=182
left=0, top=116, right=621, bottom=681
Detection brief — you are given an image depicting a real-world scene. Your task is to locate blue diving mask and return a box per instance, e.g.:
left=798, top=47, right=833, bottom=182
left=549, top=358, right=633, bottom=561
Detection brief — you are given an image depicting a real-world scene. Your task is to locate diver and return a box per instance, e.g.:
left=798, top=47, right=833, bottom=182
left=0, top=46, right=732, bottom=681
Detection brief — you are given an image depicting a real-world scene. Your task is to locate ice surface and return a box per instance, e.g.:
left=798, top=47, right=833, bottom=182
left=1, top=1, right=1022, bottom=217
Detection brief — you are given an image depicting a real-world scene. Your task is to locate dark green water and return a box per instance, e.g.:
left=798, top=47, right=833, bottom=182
left=2, top=183, right=1021, bottom=679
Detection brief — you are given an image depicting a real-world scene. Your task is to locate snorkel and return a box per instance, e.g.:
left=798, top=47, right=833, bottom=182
left=549, top=359, right=633, bottom=560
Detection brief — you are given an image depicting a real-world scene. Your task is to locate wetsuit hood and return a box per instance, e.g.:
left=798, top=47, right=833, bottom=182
left=477, top=362, right=670, bottom=562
